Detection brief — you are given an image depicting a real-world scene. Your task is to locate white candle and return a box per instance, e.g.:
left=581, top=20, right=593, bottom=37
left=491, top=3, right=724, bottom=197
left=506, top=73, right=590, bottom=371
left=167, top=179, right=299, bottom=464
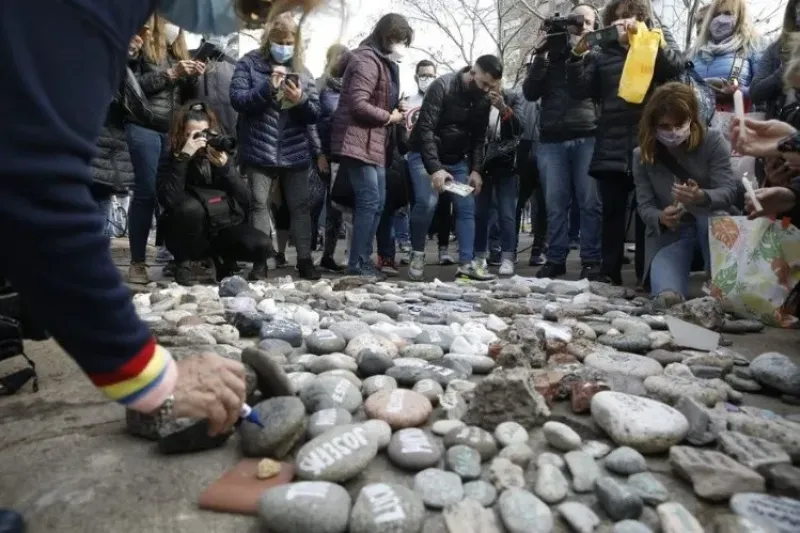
left=733, top=80, right=746, bottom=141
left=741, top=174, right=762, bottom=213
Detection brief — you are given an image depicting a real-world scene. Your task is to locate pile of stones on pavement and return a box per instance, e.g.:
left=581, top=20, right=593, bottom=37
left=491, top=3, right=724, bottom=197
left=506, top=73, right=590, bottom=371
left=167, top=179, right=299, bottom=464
left=128, top=274, right=800, bottom=533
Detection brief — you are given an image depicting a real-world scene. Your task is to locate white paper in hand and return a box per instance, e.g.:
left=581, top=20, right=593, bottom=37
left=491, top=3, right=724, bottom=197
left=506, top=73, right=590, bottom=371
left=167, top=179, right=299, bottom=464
left=444, top=182, right=474, bottom=197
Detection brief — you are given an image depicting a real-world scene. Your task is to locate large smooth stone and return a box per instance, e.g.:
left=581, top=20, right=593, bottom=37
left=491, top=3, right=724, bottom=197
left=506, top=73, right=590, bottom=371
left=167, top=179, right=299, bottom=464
left=497, top=489, right=553, bottom=533
left=259, top=482, right=351, bottom=533
left=364, top=389, right=433, bottom=429
left=294, top=424, right=378, bottom=482
left=239, top=396, right=307, bottom=458
left=386, top=428, right=442, bottom=471
left=584, top=351, right=663, bottom=378
left=590, top=391, right=689, bottom=453
left=670, top=446, right=765, bottom=501
left=348, top=482, right=426, bottom=533
left=749, top=352, right=800, bottom=396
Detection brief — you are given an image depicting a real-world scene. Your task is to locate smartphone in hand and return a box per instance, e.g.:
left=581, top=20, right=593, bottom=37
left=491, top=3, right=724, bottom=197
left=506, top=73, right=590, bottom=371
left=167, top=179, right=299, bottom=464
left=584, top=26, right=620, bottom=48
left=285, top=73, right=300, bottom=87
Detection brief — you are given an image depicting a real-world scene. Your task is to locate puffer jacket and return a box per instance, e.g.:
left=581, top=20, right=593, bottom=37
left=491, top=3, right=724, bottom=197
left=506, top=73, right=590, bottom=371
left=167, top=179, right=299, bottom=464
left=750, top=41, right=785, bottom=118
left=230, top=49, right=321, bottom=170
left=318, top=77, right=342, bottom=157
left=407, top=67, right=492, bottom=175
left=691, top=46, right=761, bottom=98
left=127, top=53, right=189, bottom=133
left=90, top=75, right=138, bottom=191
left=190, top=50, right=238, bottom=136
left=330, top=44, right=398, bottom=167
left=567, top=27, right=685, bottom=177
left=523, top=51, right=597, bottom=142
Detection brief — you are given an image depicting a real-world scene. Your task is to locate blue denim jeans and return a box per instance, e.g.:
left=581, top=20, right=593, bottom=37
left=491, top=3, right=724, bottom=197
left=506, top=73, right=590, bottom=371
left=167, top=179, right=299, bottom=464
left=569, top=193, right=580, bottom=242
left=650, top=217, right=710, bottom=298
left=408, top=152, right=474, bottom=263
left=537, top=137, right=600, bottom=264
left=377, top=203, right=396, bottom=260
left=475, top=171, right=518, bottom=254
left=393, top=207, right=409, bottom=243
left=340, top=157, right=386, bottom=270
left=125, top=123, right=166, bottom=263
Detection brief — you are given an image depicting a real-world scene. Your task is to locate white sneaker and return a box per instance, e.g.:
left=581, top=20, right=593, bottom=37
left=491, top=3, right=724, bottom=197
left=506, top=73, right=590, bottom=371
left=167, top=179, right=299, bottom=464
left=498, top=258, right=515, bottom=276
left=408, top=251, right=425, bottom=281
left=438, top=247, right=455, bottom=265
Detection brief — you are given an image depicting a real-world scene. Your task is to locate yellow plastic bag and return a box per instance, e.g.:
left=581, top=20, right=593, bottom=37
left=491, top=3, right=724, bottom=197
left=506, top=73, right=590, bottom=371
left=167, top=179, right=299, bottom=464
left=618, top=22, right=663, bottom=104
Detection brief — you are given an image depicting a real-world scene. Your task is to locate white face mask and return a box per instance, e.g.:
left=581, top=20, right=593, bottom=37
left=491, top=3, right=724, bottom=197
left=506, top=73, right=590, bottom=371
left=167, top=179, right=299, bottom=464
left=388, top=43, right=408, bottom=63
left=164, top=23, right=180, bottom=46
left=418, top=78, right=433, bottom=93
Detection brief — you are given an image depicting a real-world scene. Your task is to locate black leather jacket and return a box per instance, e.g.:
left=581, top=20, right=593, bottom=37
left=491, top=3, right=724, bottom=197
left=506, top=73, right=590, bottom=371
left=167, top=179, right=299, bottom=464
left=127, top=53, right=193, bottom=133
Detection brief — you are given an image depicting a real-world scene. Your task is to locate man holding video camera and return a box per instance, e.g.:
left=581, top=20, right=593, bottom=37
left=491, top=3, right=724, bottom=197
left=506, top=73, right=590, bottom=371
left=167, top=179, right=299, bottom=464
left=523, top=4, right=602, bottom=281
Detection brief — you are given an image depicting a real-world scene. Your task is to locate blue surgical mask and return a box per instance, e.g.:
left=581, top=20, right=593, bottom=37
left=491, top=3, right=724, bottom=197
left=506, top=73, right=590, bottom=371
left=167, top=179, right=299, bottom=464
left=709, top=14, right=736, bottom=42
left=157, top=0, right=240, bottom=36
left=270, top=43, right=295, bottom=64
left=656, top=123, right=691, bottom=147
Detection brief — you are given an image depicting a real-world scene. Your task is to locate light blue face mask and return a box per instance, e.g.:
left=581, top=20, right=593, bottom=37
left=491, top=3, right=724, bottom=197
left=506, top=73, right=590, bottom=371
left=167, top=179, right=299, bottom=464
left=157, top=0, right=240, bottom=36
left=270, top=43, right=295, bottom=64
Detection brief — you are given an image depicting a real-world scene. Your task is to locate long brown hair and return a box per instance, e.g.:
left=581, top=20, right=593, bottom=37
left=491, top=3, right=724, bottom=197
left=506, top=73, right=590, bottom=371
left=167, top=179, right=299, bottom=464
left=169, top=101, right=222, bottom=154
left=638, top=82, right=706, bottom=164
left=781, top=0, right=800, bottom=62
left=140, top=15, right=190, bottom=64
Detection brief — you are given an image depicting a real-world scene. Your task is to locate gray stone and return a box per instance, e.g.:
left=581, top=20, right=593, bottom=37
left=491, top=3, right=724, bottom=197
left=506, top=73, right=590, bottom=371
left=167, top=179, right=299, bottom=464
left=239, top=396, right=307, bottom=459
left=377, top=301, right=402, bottom=319
left=723, top=406, right=800, bottom=462
left=557, top=502, right=601, bottom=533
left=444, top=354, right=496, bottom=374
left=726, top=374, right=763, bottom=392
left=328, top=320, right=371, bottom=341
left=590, top=391, right=689, bottom=453
left=319, top=369, right=361, bottom=387
left=463, top=480, right=498, bottom=507
left=295, top=424, right=378, bottom=482
left=627, top=472, right=669, bottom=505
left=443, top=426, right=498, bottom=461
left=401, top=344, right=444, bottom=361
left=489, top=457, right=525, bottom=491
left=669, top=446, right=765, bottom=501
left=258, top=481, right=351, bottom=533
left=730, top=493, right=800, bottom=533
left=413, top=468, right=464, bottom=509
left=710, top=515, right=769, bottom=533
left=255, top=338, right=294, bottom=355
left=432, top=419, right=466, bottom=436
left=565, top=450, right=600, bottom=493
left=497, top=489, right=554, bottom=533
left=442, top=498, right=505, bottom=533
left=749, top=352, right=800, bottom=396
left=387, top=363, right=467, bottom=387
left=499, top=443, right=535, bottom=467
left=582, top=440, right=612, bottom=458
left=763, top=463, right=800, bottom=498
left=307, top=353, right=358, bottom=374
left=445, top=444, right=482, bottom=480
left=675, top=395, right=725, bottom=446
left=613, top=520, right=653, bottom=533
left=537, top=451, right=565, bottom=469
left=346, top=333, right=399, bottom=359
left=646, top=349, right=686, bottom=365
left=595, top=476, right=643, bottom=521
left=604, top=447, right=648, bottom=475
left=656, top=501, right=703, bottom=533
left=386, top=428, right=442, bottom=471
left=305, top=329, right=347, bottom=355
left=412, top=379, right=444, bottom=403
left=260, top=319, right=303, bottom=347
left=494, top=421, right=529, bottom=447
left=461, top=368, right=551, bottom=430
left=300, top=375, right=362, bottom=413
left=718, top=431, right=791, bottom=472
left=348, top=482, right=425, bottom=533
left=358, top=350, right=395, bottom=377
left=543, top=421, right=582, bottom=452
left=362, top=375, right=398, bottom=397
left=361, top=419, right=392, bottom=450
left=241, top=347, right=294, bottom=399
left=534, top=462, right=569, bottom=504
left=306, top=407, right=352, bottom=439
left=218, top=275, right=249, bottom=297
left=692, top=365, right=724, bottom=379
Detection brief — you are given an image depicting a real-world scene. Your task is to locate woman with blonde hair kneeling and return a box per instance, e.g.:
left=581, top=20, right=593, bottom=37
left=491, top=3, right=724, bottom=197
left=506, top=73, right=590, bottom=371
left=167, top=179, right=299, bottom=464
left=633, top=82, right=739, bottom=303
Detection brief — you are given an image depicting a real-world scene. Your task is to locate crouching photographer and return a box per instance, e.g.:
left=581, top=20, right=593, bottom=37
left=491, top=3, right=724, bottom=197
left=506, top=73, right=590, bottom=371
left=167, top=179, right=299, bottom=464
left=157, top=102, right=269, bottom=285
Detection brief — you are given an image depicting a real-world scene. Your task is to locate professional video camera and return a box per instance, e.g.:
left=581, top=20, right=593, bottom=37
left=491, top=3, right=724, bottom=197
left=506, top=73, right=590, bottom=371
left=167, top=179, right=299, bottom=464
left=197, top=129, right=237, bottom=153
left=538, top=12, right=585, bottom=54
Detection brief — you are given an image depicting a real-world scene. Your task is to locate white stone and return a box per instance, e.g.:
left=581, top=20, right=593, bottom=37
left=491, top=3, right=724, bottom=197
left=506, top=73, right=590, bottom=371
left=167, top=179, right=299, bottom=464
left=543, top=421, right=582, bottom=452
left=590, top=391, right=689, bottom=453
left=486, top=314, right=508, bottom=332
left=584, top=352, right=663, bottom=378
left=494, top=422, right=529, bottom=447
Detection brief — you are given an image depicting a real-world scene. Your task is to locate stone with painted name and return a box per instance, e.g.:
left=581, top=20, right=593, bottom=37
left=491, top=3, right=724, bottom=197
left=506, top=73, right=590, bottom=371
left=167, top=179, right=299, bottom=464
left=729, top=492, right=800, bottom=533
left=305, top=329, right=347, bottom=355
left=413, top=468, right=464, bottom=509
left=348, top=482, right=425, bottom=533
left=443, top=426, right=498, bottom=461
left=364, top=389, right=433, bottom=429
left=258, top=481, right=351, bottom=533
left=670, top=446, right=765, bottom=501
left=295, top=424, right=378, bottom=482
left=657, top=501, right=703, bottom=533
left=497, top=489, right=554, bottom=533
left=718, top=431, right=791, bottom=472
left=445, top=445, right=482, bottom=480
left=386, top=362, right=467, bottom=387
left=300, top=376, right=362, bottom=413
left=591, top=391, right=689, bottom=453
left=307, top=408, right=352, bottom=439
left=386, top=428, right=442, bottom=471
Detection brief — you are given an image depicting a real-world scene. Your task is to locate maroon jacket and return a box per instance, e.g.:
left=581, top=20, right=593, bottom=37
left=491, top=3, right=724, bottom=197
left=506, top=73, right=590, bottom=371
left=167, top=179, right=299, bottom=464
left=330, top=45, right=394, bottom=166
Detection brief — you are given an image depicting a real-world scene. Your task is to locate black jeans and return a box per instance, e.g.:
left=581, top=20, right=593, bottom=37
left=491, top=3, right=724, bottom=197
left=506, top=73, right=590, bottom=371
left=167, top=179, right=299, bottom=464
left=163, top=196, right=269, bottom=266
left=323, top=190, right=343, bottom=258
left=430, top=193, right=453, bottom=248
left=516, top=141, right=547, bottom=252
left=596, top=172, right=632, bottom=283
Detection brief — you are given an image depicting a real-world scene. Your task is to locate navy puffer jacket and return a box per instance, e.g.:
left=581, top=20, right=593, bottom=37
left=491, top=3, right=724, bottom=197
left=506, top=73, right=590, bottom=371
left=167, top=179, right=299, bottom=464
left=230, top=49, right=321, bottom=169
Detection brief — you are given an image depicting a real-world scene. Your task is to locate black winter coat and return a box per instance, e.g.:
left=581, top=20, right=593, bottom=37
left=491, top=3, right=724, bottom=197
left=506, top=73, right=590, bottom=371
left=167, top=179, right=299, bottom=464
left=566, top=27, right=685, bottom=177
left=128, top=53, right=193, bottom=133
left=483, top=90, right=526, bottom=176
left=523, top=51, right=597, bottom=142
left=408, top=67, right=491, bottom=175
left=190, top=54, right=239, bottom=136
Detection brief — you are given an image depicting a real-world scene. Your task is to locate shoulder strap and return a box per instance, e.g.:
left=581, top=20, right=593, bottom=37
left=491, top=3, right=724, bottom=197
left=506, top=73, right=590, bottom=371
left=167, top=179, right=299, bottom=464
left=655, top=144, right=695, bottom=184
left=729, top=48, right=746, bottom=81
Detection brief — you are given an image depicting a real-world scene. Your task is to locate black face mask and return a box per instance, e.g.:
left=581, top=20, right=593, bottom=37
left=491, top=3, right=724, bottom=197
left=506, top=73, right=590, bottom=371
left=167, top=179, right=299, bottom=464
left=468, top=79, right=486, bottom=98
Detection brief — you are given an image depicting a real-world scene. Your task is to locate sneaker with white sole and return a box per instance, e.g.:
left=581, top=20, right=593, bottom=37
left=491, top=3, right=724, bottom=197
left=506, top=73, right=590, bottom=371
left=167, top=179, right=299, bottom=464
left=438, top=247, right=455, bottom=265
left=456, top=260, right=496, bottom=281
left=498, top=258, right=515, bottom=276
left=128, top=262, right=150, bottom=284
left=155, top=246, right=173, bottom=264
left=408, top=251, right=425, bottom=281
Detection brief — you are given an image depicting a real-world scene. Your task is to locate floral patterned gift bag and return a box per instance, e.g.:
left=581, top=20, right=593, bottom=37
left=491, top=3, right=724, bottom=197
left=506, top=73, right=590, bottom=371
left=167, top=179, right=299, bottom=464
left=709, top=216, right=800, bottom=327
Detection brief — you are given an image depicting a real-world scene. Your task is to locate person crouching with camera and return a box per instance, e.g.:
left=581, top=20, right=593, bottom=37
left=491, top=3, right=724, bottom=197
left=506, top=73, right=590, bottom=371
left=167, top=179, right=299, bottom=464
left=156, top=102, right=270, bottom=285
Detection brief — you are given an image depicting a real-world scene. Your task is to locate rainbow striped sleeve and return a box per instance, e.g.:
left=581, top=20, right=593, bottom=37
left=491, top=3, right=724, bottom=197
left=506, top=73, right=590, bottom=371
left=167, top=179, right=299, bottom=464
left=88, top=338, right=178, bottom=413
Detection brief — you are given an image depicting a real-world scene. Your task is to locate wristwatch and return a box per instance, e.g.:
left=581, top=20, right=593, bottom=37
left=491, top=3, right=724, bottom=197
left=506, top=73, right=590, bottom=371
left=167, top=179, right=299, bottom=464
left=154, top=394, right=175, bottom=424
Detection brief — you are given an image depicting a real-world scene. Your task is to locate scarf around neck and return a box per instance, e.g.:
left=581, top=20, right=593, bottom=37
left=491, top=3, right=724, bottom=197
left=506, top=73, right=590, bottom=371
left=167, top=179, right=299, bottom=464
left=696, top=34, right=745, bottom=62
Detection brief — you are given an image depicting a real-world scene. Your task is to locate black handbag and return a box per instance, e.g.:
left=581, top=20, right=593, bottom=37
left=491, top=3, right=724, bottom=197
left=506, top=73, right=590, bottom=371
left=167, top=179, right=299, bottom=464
left=484, top=113, right=519, bottom=167
left=186, top=187, right=236, bottom=236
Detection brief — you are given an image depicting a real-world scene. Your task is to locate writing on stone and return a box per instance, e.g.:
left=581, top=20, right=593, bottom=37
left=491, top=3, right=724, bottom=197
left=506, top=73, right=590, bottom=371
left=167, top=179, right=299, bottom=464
left=298, top=427, right=370, bottom=476
left=316, top=330, right=338, bottom=340
left=720, top=431, right=790, bottom=469
left=286, top=483, right=329, bottom=501
left=331, top=380, right=349, bottom=403
left=316, top=409, right=337, bottom=427
left=386, top=391, right=405, bottom=414
left=428, top=331, right=442, bottom=343
left=738, top=494, right=800, bottom=531
left=363, top=483, right=407, bottom=524
left=399, top=429, right=433, bottom=454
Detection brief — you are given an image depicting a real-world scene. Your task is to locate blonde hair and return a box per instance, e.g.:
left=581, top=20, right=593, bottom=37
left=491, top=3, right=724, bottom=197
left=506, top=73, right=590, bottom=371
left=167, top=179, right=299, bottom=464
left=260, top=13, right=305, bottom=68
left=784, top=42, right=800, bottom=90
left=141, top=15, right=189, bottom=64
left=638, top=82, right=706, bottom=165
left=691, top=0, right=759, bottom=54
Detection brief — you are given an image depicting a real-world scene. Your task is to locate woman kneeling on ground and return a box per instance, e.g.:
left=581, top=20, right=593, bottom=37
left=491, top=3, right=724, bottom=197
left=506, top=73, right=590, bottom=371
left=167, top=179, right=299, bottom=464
left=157, top=102, right=269, bottom=285
left=633, top=82, right=739, bottom=304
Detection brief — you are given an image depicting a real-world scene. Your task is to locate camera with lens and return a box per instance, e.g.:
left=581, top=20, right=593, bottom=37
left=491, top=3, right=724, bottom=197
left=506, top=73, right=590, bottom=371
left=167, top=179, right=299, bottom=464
left=196, top=129, right=237, bottom=153
left=538, top=12, right=585, bottom=54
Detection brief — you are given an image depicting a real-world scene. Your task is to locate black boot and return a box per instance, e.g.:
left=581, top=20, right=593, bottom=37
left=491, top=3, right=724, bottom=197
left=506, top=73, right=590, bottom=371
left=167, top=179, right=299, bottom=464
left=297, top=257, right=321, bottom=280
left=213, top=258, right=237, bottom=283
left=174, top=261, right=194, bottom=286
left=249, top=261, right=268, bottom=281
